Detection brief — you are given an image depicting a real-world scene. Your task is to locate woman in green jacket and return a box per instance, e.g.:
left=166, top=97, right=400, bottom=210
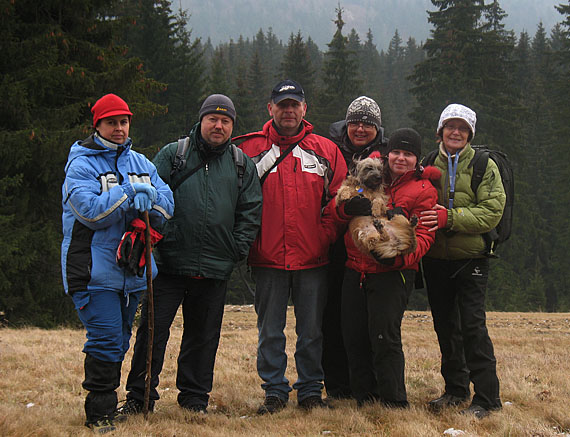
left=419, top=104, right=505, bottom=419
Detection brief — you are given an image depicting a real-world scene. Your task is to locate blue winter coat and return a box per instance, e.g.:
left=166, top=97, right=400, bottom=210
left=61, top=134, right=174, bottom=295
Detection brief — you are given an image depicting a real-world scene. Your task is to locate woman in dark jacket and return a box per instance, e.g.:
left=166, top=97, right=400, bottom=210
left=323, top=96, right=386, bottom=399
left=337, top=128, right=440, bottom=407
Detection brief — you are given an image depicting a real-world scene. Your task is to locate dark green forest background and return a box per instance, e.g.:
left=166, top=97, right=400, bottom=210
left=2, top=0, right=570, bottom=327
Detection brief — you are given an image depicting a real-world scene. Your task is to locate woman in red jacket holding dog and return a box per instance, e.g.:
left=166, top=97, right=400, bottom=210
left=337, top=128, right=440, bottom=407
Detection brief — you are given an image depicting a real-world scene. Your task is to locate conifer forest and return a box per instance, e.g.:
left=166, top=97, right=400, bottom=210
left=2, top=0, right=570, bottom=326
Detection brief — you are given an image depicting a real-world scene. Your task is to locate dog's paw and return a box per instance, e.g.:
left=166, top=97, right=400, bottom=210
left=372, top=219, right=384, bottom=232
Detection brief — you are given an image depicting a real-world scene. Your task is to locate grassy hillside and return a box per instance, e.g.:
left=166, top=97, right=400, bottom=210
left=1, top=306, right=569, bottom=436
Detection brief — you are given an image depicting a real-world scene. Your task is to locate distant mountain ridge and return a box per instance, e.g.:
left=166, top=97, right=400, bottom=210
left=181, top=0, right=562, bottom=49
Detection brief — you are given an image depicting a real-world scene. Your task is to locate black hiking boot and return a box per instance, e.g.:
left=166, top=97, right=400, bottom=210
left=460, top=403, right=491, bottom=419
left=298, top=395, right=332, bottom=411
left=427, top=393, right=469, bottom=412
left=115, top=398, right=149, bottom=417
left=181, top=403, right=208, bottom=414
left=257, top=396, right=287, bottom=415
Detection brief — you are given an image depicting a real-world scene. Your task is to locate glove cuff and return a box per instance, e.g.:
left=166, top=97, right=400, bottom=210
left=437, top=208, right=449, bottom=229
left=124, top=183, right=136, bottom=200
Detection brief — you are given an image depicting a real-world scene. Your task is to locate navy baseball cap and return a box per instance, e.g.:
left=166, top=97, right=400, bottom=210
left=270, top=79, right=305, bottom=104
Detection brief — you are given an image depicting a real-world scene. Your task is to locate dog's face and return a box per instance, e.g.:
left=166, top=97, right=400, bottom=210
left=352, top=157, right=384, bottom=190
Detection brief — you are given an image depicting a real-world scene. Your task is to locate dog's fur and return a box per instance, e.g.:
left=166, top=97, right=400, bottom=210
left=336, top=157, right=418, bottom=259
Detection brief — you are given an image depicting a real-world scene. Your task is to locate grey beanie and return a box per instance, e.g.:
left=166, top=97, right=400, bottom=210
left=387, top=128, right=422, bottom=160
left=345, top=96, right=382, bottom=131
left=199, top=94, right=236, bottom=123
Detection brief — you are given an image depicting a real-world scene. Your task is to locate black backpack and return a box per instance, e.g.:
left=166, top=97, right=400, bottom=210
left=169, top=136, right=246, bottom=192
left=422, top=145, right=514, bottom=257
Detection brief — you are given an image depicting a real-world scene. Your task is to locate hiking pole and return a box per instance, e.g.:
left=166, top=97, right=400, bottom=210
left=142, top=211, right=154, bottom=419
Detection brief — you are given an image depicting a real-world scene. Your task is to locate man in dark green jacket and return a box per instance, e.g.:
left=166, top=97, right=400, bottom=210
left=120, top=94, right=262, bottom=414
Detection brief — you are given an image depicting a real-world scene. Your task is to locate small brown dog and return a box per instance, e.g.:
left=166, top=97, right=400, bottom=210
left=336, top=157, right=418, bottom=259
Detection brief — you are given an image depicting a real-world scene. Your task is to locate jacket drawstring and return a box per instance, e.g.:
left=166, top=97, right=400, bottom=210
left=359, top=272, right=366, bottom=290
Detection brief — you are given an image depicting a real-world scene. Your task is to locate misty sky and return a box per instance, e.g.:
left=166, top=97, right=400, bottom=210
left=181, top=0, right=563, bottom=49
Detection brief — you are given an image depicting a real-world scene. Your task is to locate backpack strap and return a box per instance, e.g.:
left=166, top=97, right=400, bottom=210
left=231, top=144, right=246, bottom=189
left=169, top=156, right=215, bottom=193
left=468, top=147, right=497, bottom=257
left=421, top=148, right=439, bottom=167
left=170, top=136, right=190, bottom=177
left=259, top=132, right=311, bottom=185
left=169, top=141, right=246, bottom=192
left=468, top=147, right=490, bottom=196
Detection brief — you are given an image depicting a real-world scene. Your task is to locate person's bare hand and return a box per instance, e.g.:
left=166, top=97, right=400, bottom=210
left=420, top=204, right=447, bottom=232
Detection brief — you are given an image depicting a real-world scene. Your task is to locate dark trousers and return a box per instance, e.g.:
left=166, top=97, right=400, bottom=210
left=424, top=257, right=501, bottom=410
left=341, top=268, right=414, bottom=406
left=125, top=273, right=227, bottom=408
left=321, top=238, right=352, bottom=399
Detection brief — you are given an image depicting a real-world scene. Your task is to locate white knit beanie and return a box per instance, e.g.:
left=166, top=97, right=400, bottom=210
left=437, top=103, right=476, bottom=140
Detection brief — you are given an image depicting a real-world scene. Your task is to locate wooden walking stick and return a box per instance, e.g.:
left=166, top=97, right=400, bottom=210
left=142, top=211, right=154, bottom=419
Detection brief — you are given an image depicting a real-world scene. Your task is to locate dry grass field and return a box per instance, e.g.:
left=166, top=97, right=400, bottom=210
left=1, top=306, right=569, bottom=436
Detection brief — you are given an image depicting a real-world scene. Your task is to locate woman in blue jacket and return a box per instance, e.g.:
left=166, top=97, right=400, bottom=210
left=61, top=94, right=173, bottom=433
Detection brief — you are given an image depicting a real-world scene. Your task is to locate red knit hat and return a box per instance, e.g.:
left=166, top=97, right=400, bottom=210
left=91, top=94, right=133, bottom=128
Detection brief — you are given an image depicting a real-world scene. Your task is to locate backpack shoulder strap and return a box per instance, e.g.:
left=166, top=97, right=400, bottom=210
left=468, top=147, right=490, bottom=195
left=170, top=136, right=190, bottom=177
left=421, top=149, right=439, bottom=167
left=231, top=143, right=246, bottom=189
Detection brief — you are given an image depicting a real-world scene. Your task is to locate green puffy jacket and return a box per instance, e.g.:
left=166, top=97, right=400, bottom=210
left=426, top=143, right=506, bottom=260
left=152, top=123, right=262, bottom=280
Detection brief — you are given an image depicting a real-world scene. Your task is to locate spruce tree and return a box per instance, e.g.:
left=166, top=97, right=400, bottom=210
left=114, top=0, right=204, bottom=147
left=206, top=47, right=231, bottom=97
left=0, top=0, right=161, bottom=326
left=408, top=0, right=512, bottom=139
left=549, top=1, right=570, bottom=310
left=313, top=6, right=361, bottom=135
left=358, top=29, right=383, bottom=129
left=281, top=32, right=315, bottom=100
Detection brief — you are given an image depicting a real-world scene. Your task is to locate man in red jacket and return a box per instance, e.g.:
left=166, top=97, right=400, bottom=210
left=235, top=80, right=347, bottom=414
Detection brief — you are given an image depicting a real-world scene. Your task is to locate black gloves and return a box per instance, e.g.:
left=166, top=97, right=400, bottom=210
left=343, top=195, right=372, bottom=216
left=371, top=251, right=396, bottom=266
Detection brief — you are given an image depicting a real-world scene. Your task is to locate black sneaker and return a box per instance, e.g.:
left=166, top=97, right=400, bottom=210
left=182, top=404, right=208, bottom=414
left=460, top=404, right=491, bottom=419
left=85, top=416, right=116, bottom=434
left=298, top=396, right=332, bottom=411
left=257, top=396, right=287, bottom=415
left=427, top=393, right=469, bottom=412
left=116, top=398, right=148, bottom=417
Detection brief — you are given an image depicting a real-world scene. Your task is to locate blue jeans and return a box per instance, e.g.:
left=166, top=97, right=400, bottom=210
left=253, top=266, right=328, bottom=402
